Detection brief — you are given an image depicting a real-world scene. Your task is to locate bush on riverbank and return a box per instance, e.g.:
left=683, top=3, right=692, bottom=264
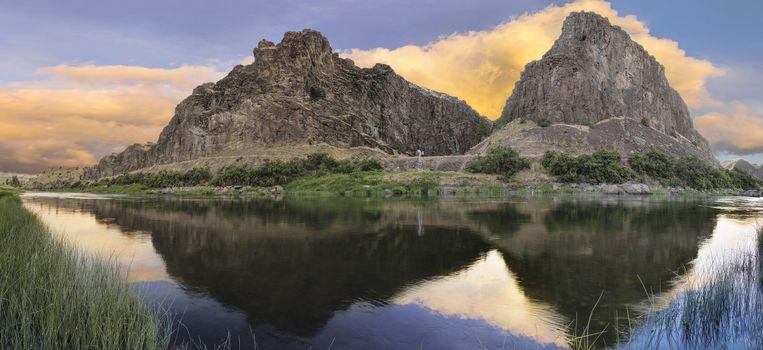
left=542, top=150, right=634, bottom=184
left=466, top=146, right=530, bottom=178
left=94, top=153, right=384, bottom=189
left=104, top=167, right=212, bottom=188
left=0, top=189, right=170, bottom=349
left=210, top=153, right=384, bottom=187
left=628, top=149, right=760, bottom=190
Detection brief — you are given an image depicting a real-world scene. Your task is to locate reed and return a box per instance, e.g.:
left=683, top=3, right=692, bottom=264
left=0, top=188, right=171, bottom=349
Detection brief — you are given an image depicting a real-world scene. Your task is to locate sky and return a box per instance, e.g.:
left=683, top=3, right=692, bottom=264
left=1, top=0, right=762, bottom=173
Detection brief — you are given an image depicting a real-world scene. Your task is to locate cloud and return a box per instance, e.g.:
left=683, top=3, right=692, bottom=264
left=38, top=64, right=222, bottom=86
left=342, top=0, right=723, bottom=118
left=0, top=64, right=225, bottom=173
left=695, top=103, right=763, bottom=155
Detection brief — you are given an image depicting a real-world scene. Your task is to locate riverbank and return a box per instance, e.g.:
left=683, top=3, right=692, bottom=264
left=35, top=169, right=747, bottom=199
left=24, top=149, right=761, bottom=199
left=0, top=187, right=170, bottom=349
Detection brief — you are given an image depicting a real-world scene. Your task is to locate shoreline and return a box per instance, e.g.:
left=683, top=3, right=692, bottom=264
left=24, top=170, right=752, bottom=199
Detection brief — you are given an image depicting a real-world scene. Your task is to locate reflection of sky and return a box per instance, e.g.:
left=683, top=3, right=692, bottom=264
left=394, top=250, right=569, bottom=347
left=23, top=194, right=171, bottom=282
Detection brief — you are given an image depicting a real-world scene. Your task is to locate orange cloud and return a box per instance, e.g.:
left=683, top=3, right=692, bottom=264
left=39, top=64, right=221, bottom=86
left=695, top=103, right=763, bottom=155
left=342, top=0, right=723, bottom=118
left=0, top=64, right=225, bottom=173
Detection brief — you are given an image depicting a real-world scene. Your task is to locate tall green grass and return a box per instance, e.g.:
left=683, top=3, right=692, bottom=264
left=0, top=189, right=171, bottom=349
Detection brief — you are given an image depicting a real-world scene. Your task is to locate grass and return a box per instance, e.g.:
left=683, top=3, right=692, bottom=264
left=285, top=170, right=411, bottom=196
left=606, top=228, right=763, bottom=350
left=0, top=188, right=171, bottom=349
left=53, top=183, right=151, bottom=194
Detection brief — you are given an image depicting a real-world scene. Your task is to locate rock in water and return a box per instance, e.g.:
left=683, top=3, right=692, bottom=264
left=91, top=29, right=490, bottom=178
left=484, top=12, right=715, bottom=164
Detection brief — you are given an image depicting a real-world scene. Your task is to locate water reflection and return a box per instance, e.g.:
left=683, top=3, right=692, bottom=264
left=23, top=194, right=724, bottom=349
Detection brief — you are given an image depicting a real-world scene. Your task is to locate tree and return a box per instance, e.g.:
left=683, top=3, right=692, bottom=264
left=8, top=175, right=21, bottom=188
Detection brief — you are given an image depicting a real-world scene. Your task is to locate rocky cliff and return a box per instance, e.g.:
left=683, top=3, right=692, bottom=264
left=91, top=30, right=490, bottom=178
left=485, top=12, right=715, bottom=164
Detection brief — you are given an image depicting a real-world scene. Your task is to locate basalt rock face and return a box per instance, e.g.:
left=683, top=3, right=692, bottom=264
left=90, top=30, right=490, bottom=178
left=492, top=12, right=714, bottom=163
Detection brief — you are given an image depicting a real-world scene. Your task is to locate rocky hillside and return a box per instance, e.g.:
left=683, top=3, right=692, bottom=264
left=89, top=30, right=490, bottom=178
left=723, top=159, right=763, bottom=181
left=481, top=12, right=715, bottom=164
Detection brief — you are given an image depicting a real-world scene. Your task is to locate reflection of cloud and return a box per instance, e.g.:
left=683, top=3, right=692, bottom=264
left=695, top=103, right=763, bottom=155
left=393, top=250, right=568, bottom=347
left=0, top=64, right=225, bottom=173
left=343, top=0, right=722, bottom=118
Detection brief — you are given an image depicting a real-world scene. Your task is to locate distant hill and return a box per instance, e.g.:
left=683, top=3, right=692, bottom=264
left=722, top=159, right=763, bottom=182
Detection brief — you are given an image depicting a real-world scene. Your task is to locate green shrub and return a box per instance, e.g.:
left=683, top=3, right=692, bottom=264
left=5, top=176, right=21, bottom=188
left=628, top=149, right=674, bottom=180
left=210, top=154, right=385, bottom=187
left=641, top=117, right=650, bottom=127
left=354, top=157, right=384, bottom=172
left=250, top=159, right=305, bottom=186
left=627, top=148, right=760, bottom=190
left=211, top=165, right=253, bottom=187
left=466, top=146, right=530, bottom=178
left=182, top=167, right=212, bottom=185
left=673, top=156, right=734, bottom=190
left=729, top=168, right=760, bottom=190
left=303, top=152, right=338, bottom=171
left=537, top=118, right=552, bottom=127
left=542, top=150, right=633, bottom=184
left=475, top=119, right=493, bottom=141
left=105, top=167, right=211, bottom=188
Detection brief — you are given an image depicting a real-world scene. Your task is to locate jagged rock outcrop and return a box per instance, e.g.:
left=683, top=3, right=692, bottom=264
left=90, top=30, right=490, bottom=178
left=722, top=159, right=763, bottom=181
left=486, top=11, right=715, bottom=164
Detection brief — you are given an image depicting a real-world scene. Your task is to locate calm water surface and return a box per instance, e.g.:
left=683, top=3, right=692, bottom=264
left=21, top=193, right=763, bottom=349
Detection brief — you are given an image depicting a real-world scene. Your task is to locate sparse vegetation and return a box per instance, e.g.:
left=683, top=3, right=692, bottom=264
left=537, top=118, right=552, bottom=127
left=640, top=117, right=650, bottom=128
left=465, top=146, right=530, bottom=178
left=541, top=150, right=634, bottom=184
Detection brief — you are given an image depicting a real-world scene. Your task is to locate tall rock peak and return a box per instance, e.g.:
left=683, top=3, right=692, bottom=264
left=478, top=12, right=717, bottom=164
left=492, top=11, right=714, bottom=163
left=90, top=29, right=491, bottom=178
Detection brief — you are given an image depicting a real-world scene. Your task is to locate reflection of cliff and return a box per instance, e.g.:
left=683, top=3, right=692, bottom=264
left=25, top=195, right=718, bottom=348
left=495, top=199, right=718, bottom=343
left=80, top=198, right=492, bottom=337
